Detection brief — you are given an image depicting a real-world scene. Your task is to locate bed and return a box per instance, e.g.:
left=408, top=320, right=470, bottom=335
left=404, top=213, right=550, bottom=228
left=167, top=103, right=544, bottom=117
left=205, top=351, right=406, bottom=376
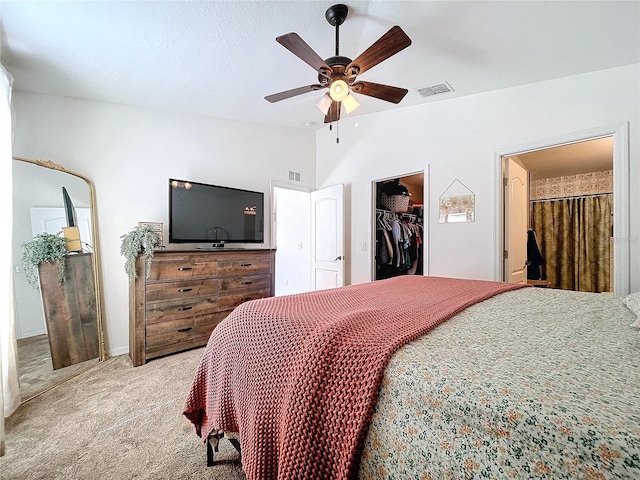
left=183, top=276, right=640, bottom=479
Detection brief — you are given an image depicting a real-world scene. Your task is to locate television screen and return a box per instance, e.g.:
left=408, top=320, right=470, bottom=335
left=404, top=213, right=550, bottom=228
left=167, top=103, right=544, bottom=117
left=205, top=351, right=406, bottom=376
left=169, top=179, right=264, bottom=244
left=62, top=186, right=77, bottom=227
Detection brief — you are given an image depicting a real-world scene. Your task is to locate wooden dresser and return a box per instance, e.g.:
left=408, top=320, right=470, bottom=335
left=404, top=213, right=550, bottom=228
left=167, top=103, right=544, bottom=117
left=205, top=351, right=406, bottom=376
left=129, top=249, right=275, bottom=366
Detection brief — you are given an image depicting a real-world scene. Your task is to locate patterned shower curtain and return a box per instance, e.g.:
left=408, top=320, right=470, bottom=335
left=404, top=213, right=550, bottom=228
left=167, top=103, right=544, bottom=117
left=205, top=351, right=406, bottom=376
left=531, top=194, right=612, bottom=293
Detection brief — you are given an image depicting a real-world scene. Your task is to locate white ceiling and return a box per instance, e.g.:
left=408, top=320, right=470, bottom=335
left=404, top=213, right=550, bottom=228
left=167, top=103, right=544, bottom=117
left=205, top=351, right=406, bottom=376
left=516, top=137, right=614, bottom=180
left=1, top=1, right=639, bottom=130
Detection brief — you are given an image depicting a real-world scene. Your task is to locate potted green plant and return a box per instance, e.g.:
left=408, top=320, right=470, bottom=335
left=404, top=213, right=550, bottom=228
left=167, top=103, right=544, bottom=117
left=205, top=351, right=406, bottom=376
left=21, top=232, right=68, bottom=290
left=120, top=225, right=162, bottom=282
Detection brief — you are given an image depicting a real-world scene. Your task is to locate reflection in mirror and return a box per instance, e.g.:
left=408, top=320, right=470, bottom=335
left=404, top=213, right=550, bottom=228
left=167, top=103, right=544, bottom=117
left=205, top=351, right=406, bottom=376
left=12, top=157, right=106, bottom=402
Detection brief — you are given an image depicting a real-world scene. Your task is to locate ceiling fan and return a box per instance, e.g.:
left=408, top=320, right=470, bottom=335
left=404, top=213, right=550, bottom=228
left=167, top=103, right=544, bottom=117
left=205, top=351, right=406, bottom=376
left=264, top=4, right=412, bottom=124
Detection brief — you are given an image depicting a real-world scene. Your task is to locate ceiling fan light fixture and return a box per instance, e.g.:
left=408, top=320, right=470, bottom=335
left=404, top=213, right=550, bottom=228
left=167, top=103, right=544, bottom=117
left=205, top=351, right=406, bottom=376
left=266, top=5, right=412, bottom=124
left=342, top=93, right=360, bottom=114
left=315, top=94, right=332, bottom=115
left=329, top=79, right=349, bottom=102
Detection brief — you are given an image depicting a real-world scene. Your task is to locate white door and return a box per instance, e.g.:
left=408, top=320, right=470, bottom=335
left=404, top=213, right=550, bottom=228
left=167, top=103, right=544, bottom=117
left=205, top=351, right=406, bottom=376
left=504, top=158, right=528, bottom=284
left=30, top=207, right=93, bottom=249
left=310, top=184, right=344, bottom=290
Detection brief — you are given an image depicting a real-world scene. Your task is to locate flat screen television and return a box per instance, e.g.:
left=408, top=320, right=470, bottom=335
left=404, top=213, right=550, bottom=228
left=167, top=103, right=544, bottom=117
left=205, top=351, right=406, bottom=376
left=169, top=179, right=264, bottom=245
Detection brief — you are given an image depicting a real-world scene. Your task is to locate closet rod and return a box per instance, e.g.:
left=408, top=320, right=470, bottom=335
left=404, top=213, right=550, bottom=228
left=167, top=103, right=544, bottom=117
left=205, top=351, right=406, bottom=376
left=376, top=209, right=420, bottom=222
left=530, top=192, right=612, bottom=203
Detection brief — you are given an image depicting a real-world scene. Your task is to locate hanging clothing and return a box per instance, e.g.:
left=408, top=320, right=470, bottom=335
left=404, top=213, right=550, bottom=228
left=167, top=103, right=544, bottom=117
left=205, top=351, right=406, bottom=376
left=375, top=210, right=424, bottom=279
left=391, top=219, right=402, bottom=268
left=376, top=229, right=389, bottom=265
left=526, top=229, right=544, bottom=280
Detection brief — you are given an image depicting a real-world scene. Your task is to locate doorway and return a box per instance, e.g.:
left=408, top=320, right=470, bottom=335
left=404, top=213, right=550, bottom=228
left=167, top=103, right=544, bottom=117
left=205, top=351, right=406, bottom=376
left=272, top=183, right=345, bottom=295
left=272, top=185, right=311, bottom=296
left=496, top=123, right=630, bottom=295
left=372, top=171, right=426, bottom=281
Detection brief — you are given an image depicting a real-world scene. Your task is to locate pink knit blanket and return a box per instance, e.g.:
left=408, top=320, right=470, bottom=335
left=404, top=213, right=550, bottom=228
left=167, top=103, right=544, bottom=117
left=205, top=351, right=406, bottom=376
left=183, top=276, right=526, bottom=479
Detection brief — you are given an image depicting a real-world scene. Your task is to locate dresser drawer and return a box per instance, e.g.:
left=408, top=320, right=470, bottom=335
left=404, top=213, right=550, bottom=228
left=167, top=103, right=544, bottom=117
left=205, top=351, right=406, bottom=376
left=218, top=287, right=271, bottom=311
left=145, top=312, right=227, bottom=357
left=146, top=297, right=217, bottom=323
left=218, top=274, right=271, bottom=292
left=146, top=279, right=217, bottom=302
left=217, top=255, right=271, bottom=276
left=130, top=249, right=275, bottom=366
left=147, top=258, right=218, bottom=281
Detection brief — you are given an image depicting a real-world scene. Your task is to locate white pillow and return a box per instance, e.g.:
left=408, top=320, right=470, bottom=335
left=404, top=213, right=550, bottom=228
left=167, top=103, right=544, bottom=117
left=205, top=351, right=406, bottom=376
left=621, top=292, right=640, bottom=329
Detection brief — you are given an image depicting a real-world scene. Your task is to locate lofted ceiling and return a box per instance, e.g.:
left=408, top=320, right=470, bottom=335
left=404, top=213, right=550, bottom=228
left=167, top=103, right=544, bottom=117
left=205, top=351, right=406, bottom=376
left=1, top=1, right=639, bottom=130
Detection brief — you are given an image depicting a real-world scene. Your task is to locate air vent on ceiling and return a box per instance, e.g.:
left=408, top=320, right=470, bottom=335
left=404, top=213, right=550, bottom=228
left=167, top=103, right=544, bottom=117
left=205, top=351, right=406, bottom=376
left=417, top=81, right=454, bottom=98
left=288, top=170, right=302, bottom=183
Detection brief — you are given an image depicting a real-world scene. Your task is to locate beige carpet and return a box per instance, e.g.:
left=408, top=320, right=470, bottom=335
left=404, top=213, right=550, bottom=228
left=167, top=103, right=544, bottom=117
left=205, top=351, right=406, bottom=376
left=1, top=347, right=245, bottom=479
left=17, top=334, right=99, bottom=401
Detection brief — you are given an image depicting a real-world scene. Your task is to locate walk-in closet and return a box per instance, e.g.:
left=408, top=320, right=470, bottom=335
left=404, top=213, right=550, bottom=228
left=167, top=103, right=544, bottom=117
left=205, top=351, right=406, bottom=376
left=373, top=172, right=426, bottom=280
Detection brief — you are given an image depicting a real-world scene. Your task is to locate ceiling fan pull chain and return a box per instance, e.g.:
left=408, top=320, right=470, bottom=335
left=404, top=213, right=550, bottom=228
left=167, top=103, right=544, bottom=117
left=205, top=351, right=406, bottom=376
left=336, top=120, right=340, bottom=144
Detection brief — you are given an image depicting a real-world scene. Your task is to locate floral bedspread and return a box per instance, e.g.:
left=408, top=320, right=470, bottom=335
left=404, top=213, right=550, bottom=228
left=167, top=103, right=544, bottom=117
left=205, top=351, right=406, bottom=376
left=360, top=287, right=640, bottom=479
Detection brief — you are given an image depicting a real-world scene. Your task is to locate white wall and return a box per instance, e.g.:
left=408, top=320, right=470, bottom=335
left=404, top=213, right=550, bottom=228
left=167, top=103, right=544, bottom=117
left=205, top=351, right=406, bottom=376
left=11, top=93, right=317, bottom=356
left=316, top=65, right=640, bottom=291
left=10, top=64, right=639, bottom=355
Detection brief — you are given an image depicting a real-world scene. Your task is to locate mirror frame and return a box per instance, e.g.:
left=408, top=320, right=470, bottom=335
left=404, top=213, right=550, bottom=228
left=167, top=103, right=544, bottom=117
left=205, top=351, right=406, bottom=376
left=13, top=156, right=107, bottom=400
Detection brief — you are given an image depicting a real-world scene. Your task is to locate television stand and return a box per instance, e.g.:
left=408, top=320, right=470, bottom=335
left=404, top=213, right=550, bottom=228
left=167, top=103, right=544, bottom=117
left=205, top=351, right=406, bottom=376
left=129, top=248, right=275, bottom=366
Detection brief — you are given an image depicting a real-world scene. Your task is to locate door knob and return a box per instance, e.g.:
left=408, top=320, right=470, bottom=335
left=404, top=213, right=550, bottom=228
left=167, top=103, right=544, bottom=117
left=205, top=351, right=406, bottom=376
left=335, top=255, right=343, bottom=261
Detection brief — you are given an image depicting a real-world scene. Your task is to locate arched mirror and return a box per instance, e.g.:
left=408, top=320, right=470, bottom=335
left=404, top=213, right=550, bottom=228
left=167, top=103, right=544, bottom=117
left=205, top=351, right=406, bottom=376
left=12, top=156, right=106, bottom=402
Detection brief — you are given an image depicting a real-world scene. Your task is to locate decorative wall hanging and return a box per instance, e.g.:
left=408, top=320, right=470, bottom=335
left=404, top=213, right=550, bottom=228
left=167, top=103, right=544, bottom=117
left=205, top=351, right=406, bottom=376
left=438, top=179, right=475, bottom=223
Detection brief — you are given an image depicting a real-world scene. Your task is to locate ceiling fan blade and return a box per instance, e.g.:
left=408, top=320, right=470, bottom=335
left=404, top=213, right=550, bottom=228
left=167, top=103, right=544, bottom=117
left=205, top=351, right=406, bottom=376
left=324, top=100, right=341, bottom=123
left=347, top=26, right=411, bottom=76
left=276, top=32, right=333, bottom=75
left=265, top=84, right=324, bottom=103
left=351, top=81, right=408, bottom=104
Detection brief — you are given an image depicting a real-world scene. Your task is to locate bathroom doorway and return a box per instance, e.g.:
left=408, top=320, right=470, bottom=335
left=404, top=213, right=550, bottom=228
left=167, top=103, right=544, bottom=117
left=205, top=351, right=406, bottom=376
left=505, top=138, right=613, bottom=292
left=497, top=124, right=632, bottom=295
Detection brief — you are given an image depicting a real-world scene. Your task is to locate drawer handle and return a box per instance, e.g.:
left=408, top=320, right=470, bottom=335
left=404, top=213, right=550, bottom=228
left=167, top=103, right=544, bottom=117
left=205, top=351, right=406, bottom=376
left=240, top=263, right=252, bottom=267
left=177, top=327, right=193, bottom=333
left=178, top=306, right=193, bottom=311
left=177, top=267, right=193, bottom=271
left=240, top=281, right=253, bottom=285
left=177, top=288, right=193, bottom=293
